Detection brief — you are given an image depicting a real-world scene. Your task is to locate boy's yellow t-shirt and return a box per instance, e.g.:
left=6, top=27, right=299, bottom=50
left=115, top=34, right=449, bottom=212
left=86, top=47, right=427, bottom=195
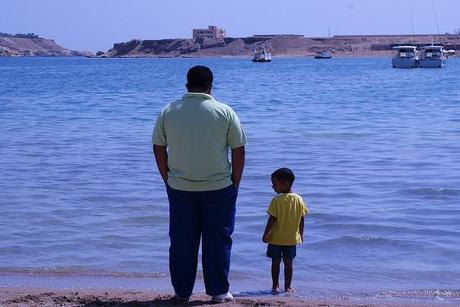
left=266, top=193, right=308, bottom=246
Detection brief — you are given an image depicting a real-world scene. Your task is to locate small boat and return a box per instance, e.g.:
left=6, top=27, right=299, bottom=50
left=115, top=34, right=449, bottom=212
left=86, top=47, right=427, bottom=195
left=419, top=45, right=447, bottom=68
left=392, top=46, right=418, bottom=68
left=252, top=46, right=272, bottom=62
left=314, top=51, right=332, bottom=59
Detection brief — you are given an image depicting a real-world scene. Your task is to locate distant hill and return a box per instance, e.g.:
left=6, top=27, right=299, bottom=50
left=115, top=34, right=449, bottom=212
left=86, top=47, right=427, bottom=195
left=0, top=33, right=92, bottom=57
left=100, top=34, right=460, bottom=58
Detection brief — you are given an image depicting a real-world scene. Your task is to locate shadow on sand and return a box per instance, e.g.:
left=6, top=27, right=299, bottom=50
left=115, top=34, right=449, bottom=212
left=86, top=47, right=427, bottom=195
left=81, top=297, right=217, bottom=306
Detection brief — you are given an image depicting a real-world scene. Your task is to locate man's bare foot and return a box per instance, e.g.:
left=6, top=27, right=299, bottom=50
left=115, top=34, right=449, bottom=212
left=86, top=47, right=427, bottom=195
left=271, top=285, right=280, bottom=294
left=285, top=287, right=296, bottom=293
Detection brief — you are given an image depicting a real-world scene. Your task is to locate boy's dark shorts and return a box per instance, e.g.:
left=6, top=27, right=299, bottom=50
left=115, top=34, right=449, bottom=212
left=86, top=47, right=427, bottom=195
left=266, top=244, right=296, bottom=259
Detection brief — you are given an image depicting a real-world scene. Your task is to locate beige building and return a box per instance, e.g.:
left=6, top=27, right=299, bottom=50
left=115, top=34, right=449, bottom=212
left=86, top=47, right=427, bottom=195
left=193, top=26, right=226, bottom=40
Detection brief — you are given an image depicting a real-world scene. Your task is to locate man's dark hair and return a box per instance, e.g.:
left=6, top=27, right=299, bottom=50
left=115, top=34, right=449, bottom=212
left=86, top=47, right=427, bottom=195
left=187, top=65, right=213, bottom=91
left=271, top=168, right=295, bottom=185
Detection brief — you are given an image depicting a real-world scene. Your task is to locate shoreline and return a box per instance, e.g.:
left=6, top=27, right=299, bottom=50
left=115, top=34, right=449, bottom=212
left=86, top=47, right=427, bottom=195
left=2, top=52, right=459, bottom=59
left=2, top=33, right=459, bottom=58
left=2, top=287, right=459, bottom=306
left=1, top=272, right=459, bottom=306
left=100, top=34, right=460, bottom=58
left=3, top=53, right=458, bottom=59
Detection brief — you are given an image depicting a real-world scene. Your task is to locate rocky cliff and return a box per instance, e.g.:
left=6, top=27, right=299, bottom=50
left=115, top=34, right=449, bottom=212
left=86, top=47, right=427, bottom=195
left=0, top=36, right=92, bottom=57
left=102, top=34, right=460, bottom=58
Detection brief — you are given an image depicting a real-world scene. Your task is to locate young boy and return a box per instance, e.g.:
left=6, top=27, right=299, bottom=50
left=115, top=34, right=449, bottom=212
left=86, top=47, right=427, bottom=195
left=262, top=168, right=308, bottom=294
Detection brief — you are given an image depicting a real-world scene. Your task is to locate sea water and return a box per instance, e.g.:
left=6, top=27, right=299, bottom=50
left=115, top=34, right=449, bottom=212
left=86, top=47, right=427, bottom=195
left=0, top=57, right=459, bottom=299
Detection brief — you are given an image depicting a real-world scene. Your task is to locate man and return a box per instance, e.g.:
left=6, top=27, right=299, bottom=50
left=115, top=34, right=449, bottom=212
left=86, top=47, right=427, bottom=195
left=152, top=66, right=246, bottom=303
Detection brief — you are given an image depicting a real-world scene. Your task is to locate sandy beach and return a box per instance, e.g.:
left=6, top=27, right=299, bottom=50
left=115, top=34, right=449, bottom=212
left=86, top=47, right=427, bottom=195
left=0, top=288, right=345, bottom=306
left=2, top=287, right=460, bottom=306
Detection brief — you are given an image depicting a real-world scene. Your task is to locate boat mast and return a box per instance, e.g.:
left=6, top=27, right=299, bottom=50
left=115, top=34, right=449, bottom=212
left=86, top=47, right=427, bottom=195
left=407, top=0, right=415, bottom=44
left=432, top=4, right=442, bottom=45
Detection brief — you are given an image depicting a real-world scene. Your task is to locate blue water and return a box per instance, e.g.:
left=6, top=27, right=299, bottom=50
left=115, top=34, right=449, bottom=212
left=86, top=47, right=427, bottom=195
left=1, top=57, right=460, bottom=298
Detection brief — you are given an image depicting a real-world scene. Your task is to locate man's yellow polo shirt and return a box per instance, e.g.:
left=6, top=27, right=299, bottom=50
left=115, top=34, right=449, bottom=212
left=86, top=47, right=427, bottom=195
left=267, top=193, right=308, bottom=245
left=152, top=93, right=246, bottom=191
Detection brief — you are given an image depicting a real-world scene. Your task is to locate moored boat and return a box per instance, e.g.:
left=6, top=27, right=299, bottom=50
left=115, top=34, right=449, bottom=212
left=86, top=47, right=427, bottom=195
left=314, top=51, right=332, bottom=59
left=252, top=46, right=272, bottom=62
left=419, top=45, right=448, bottom=68
left=392, top=46, right=418, bottom=68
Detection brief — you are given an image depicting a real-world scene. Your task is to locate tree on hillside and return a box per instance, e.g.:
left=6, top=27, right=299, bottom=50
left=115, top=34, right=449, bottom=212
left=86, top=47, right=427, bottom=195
left=14, top=33, right=40, bottom=39
left=0, top=32, right=40, bottom=38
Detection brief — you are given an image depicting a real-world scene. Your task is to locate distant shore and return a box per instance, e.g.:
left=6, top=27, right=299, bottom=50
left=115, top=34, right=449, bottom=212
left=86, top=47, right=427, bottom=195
left=2, top=33, right=459, bottom=58
left=94, top=51, right=398, bottom=59
left=98, top=34, right=460, bottom=58
left=0, top=36, right=92, bottom=57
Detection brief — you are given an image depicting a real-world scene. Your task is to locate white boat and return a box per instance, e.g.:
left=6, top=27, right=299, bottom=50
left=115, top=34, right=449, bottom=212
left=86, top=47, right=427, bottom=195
left=419, top=45, right=447, bottom=68
left=392, top=46, right=418, bottom=68
left=252, top=46, right=272, bottom=62
left=314, top=51, right=332, bottom=59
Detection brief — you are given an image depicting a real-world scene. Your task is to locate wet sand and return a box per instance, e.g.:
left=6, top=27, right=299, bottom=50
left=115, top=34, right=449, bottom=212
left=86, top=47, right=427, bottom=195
left=0, top=288, right=335, bottom=306
left=2, top=287, right=459, bottom=306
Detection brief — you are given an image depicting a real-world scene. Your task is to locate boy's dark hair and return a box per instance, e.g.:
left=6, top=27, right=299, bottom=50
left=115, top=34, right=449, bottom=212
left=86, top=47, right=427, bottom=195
left=271, top=168, right=295, bottom=185
left=187, top=65, right=213, bottom=90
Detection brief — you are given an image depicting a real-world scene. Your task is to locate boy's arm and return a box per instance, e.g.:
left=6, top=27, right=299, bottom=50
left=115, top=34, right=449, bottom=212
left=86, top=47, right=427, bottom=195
left=299, top=216, right=304, bottom=242
left=262, top=215, right=277, bottom=243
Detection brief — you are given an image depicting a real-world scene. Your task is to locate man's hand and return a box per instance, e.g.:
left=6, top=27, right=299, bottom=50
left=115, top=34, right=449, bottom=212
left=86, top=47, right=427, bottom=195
left=231, top=146, right=245, bottom=188
left=153, top=145, right=168, bottom=184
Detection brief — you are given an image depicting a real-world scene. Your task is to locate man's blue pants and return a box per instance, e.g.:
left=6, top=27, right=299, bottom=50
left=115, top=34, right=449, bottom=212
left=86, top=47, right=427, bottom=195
left=166, top=184, right=237, bottom=297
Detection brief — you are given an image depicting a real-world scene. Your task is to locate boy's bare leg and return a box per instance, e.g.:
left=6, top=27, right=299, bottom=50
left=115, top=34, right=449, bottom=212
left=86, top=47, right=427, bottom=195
left=271, top=258, right=281, bottom=293
left=283, top=258, right=294, bottom=292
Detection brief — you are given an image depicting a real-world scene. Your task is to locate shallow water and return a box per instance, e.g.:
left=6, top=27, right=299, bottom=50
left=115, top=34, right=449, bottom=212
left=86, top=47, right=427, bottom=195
left=1, top=57, right=459, bottom=297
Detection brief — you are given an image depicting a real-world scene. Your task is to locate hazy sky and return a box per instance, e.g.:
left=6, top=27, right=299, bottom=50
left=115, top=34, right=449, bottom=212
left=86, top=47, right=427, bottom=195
left=1, top=0, right=459, bottom=52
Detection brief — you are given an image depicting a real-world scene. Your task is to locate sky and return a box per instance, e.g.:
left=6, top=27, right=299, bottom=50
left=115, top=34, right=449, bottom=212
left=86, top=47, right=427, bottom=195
left=1, top=0, right=459, bottom=52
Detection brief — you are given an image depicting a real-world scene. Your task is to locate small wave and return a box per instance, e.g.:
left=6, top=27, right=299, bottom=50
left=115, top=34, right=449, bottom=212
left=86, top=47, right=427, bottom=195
left=312, top=233, right=457, bottom=250
left=310, top=212, right=364, bottom=223
left=309, top=235, right=401, bottom=248
left=397, top=187, right=460, bottom=197
left=234, top=290, right=274, bottom=297
left=313, top=222, right=460, bottom=238
left=0, top=266, right=166, bottom=279
left=376, top=289, right=460, bottom=299
left=306, top=132, right=373, bottom=139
